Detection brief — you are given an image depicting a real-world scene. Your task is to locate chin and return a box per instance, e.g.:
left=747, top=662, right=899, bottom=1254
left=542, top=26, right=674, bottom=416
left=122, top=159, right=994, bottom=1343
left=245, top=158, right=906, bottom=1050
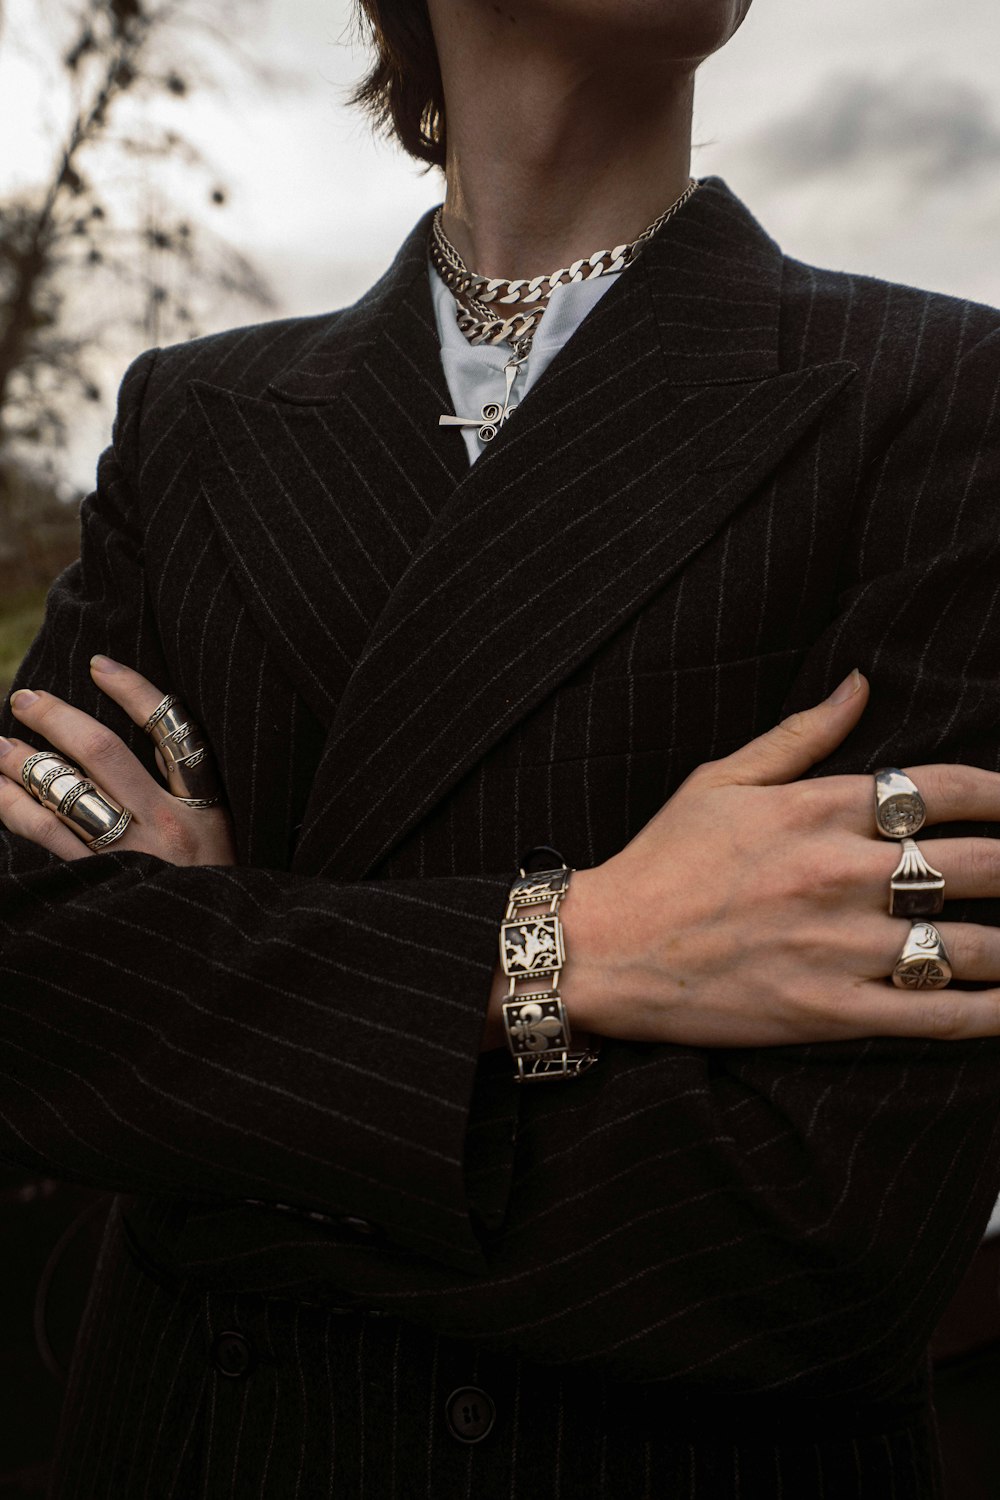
left=484, top=0, right=752, bottom=61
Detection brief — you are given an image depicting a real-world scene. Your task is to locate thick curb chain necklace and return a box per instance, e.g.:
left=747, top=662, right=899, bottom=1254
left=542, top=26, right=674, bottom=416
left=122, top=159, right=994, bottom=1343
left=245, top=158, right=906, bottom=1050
left=433, top=177, right=699, bottom=443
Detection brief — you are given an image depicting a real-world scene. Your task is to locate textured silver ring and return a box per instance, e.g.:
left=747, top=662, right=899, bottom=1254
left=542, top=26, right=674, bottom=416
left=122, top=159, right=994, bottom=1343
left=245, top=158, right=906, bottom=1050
left=87, top=808, right=133, bottom=851
left=143, top=693, right=221, bottom=807
left=888, top=838, right=945, bottom=918
left=143, top=694, right=180, bottom=736
left=874, top=768, right=927, bottom=840
left=21, top=752, right=69, bottom=795
left=891, top=921, right=952, bottom=990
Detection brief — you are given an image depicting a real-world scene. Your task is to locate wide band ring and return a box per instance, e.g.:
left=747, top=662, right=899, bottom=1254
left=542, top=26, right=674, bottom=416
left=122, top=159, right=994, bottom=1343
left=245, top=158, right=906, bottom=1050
left=891, top=920, right=952, bottom=990
left=21, top=752, right=75, bottom=798
left=874, top=768, right=927, bottom=839
left=889, top=837, right=945, bottom=918
left=21, top=752, right=133, bottom=850
left=143, top=693, right=221, bottom=807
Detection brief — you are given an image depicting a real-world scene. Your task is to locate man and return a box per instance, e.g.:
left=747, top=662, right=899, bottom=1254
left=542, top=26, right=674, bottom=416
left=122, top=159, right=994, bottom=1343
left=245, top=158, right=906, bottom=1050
left=1, top=2, right=1000, bottom=1494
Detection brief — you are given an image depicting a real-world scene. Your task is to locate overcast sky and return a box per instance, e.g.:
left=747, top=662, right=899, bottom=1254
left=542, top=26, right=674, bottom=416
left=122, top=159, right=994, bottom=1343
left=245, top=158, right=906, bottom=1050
left=3, top=0, right=1000, bottom=482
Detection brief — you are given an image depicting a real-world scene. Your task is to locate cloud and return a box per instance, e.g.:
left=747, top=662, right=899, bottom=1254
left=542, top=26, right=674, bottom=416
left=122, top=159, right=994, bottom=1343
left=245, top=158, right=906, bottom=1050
left=743, top=70, right=1000, bottom=189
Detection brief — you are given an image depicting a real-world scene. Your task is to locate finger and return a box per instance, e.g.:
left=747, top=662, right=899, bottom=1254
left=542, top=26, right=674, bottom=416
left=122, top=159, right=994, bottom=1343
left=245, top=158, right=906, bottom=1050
left=8, top=687, right=156, bottom=811
left=830, top=764, right=1000, bottom=840
left=89, top=655, right=172, bottom=733
left=897, top=763, right=1000, bottom=830
left=708, top=670, right=869, bottom=787
left=843, top=976, right=1000, bottom=1041
left=863, top=914, right=1000, bottom=991
left=0, top=747, right=90, bottom=861
left=874, top=837, right=999, bottom=903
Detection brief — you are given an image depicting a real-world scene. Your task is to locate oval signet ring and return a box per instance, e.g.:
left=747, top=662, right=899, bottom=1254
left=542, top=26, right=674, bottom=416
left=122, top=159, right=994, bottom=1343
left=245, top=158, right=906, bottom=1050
left=874, top=768, right=927, bottom=839
left=889, top=838, right=945, bottom=918
left=892, top=920, right=952, bottom=990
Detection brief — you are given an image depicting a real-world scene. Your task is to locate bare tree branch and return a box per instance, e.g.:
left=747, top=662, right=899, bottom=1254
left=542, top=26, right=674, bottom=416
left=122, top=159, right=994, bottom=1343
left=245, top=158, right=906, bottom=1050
left=0, top=0, right=278, bottom=486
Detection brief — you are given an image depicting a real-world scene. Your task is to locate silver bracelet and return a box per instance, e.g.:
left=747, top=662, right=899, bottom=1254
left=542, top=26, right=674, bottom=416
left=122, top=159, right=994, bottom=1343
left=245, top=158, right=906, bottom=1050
left=499, top=861, right=601, bottom=1083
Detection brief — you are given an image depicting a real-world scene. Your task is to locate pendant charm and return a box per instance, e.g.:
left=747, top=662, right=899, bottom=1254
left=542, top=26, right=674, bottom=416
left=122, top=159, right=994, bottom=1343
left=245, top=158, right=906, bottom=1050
left=439, top=400, right=506, bottom=443
left=439, top=357, right=524, bottom=443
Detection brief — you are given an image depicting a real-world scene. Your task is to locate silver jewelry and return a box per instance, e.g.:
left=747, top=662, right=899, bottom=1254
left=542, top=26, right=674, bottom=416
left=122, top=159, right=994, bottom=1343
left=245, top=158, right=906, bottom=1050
left=874, top=768, right=927, bottom=839
left=86, top=808, right=134, bottom=851
left=432, top=179, right=700, bottom=441
left=143, top=693, right=221, bottom=807
left=499, top=863, right=600, bottom=1083
left=21, top=749, right=133, bottom=850
left=892, top=920, right=952, bottom=990
left=888, top=838, right=945, bottom=917
left=21, top=752, right=73, bottom=796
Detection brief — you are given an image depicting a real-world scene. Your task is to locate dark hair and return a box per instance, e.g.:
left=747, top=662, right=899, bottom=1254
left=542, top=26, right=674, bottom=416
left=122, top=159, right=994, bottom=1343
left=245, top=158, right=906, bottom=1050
left=350, top=1, right=446, bottom=170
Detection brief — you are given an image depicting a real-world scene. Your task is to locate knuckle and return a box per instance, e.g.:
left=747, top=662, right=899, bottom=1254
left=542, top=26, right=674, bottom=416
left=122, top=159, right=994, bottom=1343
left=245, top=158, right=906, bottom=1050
left=81, top=726, right=119, bottom=765
left=685, top=759, right=717, bottom=785
left=969, top=839, right=1000, bottom=889
left=958, top=923, right=989, bottom=972
left=150, top=801, right=198, bottom=863
left=923, top=995, right=964, bottom=1041
left=774, top=712, right=807, bottom=745
left=813, top=851, right=858, bottom=901
left=920, top=762, right=969, bottom=810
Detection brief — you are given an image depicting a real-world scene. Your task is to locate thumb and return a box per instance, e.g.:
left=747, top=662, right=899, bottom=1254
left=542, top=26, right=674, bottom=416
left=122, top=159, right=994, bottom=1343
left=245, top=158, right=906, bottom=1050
left=713, top=669, right=869, bottom=786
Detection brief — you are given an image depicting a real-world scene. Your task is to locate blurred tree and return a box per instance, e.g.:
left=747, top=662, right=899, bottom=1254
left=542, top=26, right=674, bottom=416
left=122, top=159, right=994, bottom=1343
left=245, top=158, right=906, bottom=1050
left=0, top=9, right=279, bottom=1486
left=0, top=0, right=275, bottom=480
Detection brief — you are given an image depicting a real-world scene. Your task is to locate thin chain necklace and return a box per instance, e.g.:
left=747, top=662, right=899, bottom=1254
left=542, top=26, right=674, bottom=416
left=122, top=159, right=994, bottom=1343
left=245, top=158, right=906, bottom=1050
left=433, top=177, right=699, bottom=443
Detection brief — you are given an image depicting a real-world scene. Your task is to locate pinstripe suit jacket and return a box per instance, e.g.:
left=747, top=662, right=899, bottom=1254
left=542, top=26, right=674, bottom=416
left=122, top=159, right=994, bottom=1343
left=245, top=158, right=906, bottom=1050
left=3, top=176, right=1000, bottom=1498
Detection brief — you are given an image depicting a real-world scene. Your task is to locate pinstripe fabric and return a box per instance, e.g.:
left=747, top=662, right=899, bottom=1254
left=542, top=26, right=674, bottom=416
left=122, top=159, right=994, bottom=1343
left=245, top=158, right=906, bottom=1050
left=0, top=177, right=997, bottom=1495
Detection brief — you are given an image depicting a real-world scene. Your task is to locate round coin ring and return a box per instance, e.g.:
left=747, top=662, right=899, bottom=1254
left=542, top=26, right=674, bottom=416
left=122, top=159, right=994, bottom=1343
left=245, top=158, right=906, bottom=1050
left=874, top=768, right=927, bottom=840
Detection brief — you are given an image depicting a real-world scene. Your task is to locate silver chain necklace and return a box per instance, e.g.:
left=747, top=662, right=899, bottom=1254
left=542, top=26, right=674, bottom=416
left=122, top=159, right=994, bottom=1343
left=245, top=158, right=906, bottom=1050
left=432, top=177, right=699, bottom=443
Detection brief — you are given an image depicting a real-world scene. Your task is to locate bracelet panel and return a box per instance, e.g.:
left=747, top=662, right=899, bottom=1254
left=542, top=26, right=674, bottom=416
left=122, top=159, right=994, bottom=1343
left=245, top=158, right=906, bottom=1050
left=502, top=993, right=570, bottom=1055
left=499, top=915, right=564, bottom=978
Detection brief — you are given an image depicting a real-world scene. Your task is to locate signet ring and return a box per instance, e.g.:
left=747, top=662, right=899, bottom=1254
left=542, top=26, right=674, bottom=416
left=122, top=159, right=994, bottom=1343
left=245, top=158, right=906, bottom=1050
left=874, top=768, right=927, bottom=840
left=888, top=838, right=945, bottom=917
left=891, top=920, right=952, bottom=990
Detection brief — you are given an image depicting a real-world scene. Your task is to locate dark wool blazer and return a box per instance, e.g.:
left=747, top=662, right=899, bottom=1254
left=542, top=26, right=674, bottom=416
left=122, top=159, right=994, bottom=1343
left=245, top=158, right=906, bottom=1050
left=2, top=177, right=1000, bottom=1498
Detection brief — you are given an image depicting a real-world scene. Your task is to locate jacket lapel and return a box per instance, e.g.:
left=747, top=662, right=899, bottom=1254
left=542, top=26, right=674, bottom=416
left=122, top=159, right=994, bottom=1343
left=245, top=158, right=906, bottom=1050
left=291, top=179, right=858, bottom=878
left=187, top=212, right=465, bottom=729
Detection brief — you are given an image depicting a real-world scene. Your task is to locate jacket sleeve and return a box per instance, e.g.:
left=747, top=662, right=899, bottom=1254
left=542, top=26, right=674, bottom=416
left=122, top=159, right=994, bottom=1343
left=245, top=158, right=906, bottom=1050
left=0, top=349, right=516, bottom=1276
left=262, top=328, right=1000, bottom=1399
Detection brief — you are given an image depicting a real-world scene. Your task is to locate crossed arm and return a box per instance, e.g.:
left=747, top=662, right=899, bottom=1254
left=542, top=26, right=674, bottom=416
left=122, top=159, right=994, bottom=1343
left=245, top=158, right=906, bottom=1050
left=2, top=335, right=1000, bottom=1391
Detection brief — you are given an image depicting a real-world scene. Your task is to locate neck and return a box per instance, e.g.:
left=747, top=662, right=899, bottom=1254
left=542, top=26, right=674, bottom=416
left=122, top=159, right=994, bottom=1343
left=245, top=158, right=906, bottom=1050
left=434, top=10, right=696, bottom=281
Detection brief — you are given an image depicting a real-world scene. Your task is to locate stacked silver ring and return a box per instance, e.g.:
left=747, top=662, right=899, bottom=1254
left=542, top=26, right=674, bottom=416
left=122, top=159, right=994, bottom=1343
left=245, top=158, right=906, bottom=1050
left=143, top=694, right=221, bottom=807
left=21, top=751, right=133, bottom=851
left=875, top=767, right=950, bottom=990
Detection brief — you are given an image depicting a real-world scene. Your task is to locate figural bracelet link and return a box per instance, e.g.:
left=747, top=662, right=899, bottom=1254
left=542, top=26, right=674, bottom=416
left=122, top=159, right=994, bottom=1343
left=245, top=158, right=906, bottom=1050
left=499, top=861, right=601, bottom=1083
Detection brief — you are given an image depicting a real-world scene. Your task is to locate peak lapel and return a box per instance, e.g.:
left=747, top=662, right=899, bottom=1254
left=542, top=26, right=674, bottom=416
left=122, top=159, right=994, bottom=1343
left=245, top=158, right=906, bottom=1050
left=291, top=180, right=858, bottom=878
left=187, top=210, right=465, bottom=729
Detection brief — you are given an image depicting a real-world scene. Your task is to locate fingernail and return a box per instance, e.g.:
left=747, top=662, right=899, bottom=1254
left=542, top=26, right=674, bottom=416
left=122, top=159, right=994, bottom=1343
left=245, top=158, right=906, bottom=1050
left=11, top=689, right=38, bottom=709
left=827, top=668, right=861, bottom=705
left=91, top=654, right=121, bottom=673
left=0, top=737, right=12, bottom=755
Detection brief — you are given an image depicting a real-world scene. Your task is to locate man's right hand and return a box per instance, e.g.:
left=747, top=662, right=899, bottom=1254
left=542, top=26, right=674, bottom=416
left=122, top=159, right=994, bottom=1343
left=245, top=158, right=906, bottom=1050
left=550, top=669, right=1000, bottom=1046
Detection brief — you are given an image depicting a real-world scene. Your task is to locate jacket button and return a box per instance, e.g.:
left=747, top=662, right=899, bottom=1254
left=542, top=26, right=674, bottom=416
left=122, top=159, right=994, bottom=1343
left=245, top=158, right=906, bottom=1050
left=212, top=1330, right=253, bottom=1378
left=445, top=1386, right=496, bottom=1444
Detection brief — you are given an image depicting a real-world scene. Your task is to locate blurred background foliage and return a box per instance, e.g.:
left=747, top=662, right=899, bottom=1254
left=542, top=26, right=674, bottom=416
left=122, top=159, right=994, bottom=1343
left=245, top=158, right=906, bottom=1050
left=0, top=0, right=277, bottom=695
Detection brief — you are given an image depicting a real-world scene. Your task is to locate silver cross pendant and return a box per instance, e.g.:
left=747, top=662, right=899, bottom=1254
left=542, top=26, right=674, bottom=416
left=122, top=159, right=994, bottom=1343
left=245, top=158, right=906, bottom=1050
left=439, top=358, right=523, bottom=444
